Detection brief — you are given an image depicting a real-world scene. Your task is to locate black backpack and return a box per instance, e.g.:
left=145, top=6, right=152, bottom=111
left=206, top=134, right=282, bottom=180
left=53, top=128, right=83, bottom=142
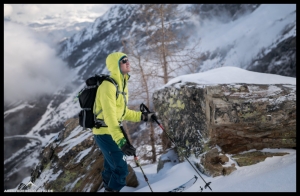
left=77, top=74, right=118, bottom=129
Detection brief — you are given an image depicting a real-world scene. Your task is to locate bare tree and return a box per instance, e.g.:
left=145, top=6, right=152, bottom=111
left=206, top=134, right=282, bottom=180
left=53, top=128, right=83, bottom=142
left=121, top=4, right=204, bottom=156
left=136, top=4, right=203, bottom=152
left=122, top=39, right=158, bottom=163
left=138, top=4, right=202, bottom=82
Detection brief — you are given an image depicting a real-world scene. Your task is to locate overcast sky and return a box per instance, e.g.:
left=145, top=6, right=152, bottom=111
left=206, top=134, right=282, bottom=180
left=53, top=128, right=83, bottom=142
left=4, top=4, right=115, bottom=25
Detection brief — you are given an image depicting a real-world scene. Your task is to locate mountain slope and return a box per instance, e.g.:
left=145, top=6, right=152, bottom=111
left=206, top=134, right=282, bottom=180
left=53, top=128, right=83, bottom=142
left=4, top=4, right=296, bottom=190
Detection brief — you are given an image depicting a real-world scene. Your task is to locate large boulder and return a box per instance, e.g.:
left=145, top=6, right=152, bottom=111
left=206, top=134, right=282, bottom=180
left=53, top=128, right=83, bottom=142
left=153, top=82, right=296, bottom=176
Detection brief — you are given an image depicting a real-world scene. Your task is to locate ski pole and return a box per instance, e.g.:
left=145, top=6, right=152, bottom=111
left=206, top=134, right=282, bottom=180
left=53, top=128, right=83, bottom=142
left=140, top=103, right=213, bottom=192
left=134, top=154, right=153, bottom=192
left=120, top=126, right=153, bottom=192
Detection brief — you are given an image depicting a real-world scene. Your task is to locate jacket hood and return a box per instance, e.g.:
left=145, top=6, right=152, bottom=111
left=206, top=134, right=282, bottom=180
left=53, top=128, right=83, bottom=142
left=106, top=52, right=129, bottom=84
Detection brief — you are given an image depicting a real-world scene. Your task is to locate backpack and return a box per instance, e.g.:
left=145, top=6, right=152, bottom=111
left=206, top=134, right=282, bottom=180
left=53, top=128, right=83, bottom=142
left=77, top=74, right=118, bottom=129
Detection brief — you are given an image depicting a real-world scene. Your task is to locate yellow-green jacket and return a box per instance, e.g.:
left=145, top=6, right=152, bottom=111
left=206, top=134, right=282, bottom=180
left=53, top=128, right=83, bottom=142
left=92, top=52, right=142, bottom=145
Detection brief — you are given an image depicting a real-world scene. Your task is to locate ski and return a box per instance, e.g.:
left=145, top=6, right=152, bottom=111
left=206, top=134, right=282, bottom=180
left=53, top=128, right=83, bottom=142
left=97, top=181, right=105, bottom=192
left=168, top=175, right=198, bottom=192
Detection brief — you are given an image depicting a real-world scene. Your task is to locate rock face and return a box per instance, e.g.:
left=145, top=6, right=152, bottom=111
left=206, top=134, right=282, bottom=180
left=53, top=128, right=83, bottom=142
left=30, top=118, right=138, bottom=192
left=153, top=82, right=296, bottom=176
left=206, top=83, right=296, bottom=154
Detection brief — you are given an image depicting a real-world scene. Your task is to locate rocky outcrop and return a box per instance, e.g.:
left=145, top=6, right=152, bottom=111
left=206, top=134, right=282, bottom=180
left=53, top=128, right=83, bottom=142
left=231, top=150, right=288, bottom=167
left=198, top=148, right=236, bottom=177
left=30, top=118, right=138, bottom=192
left=194, top=147, right=289, bottom=177
left=153, top=82, right=296, bottom=177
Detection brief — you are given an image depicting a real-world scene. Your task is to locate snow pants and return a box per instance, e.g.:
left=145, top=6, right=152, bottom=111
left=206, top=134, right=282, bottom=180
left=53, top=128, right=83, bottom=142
left=94, top=134, right=128, bottom=191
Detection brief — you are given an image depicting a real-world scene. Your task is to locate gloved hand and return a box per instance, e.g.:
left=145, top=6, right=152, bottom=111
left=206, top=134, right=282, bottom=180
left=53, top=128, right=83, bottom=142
left=142, top=112, right=157, bottom=122
left=117, top=138, right=136, bottom=156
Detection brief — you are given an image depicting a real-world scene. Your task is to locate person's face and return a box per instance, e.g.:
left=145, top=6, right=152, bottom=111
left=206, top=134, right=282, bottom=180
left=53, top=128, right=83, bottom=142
left=120, top=58, right=130, bottom=75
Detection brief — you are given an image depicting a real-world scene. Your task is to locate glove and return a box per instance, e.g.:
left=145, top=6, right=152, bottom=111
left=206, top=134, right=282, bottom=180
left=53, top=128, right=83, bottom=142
left=117, top=138, right=136, bottom=156
left=142, top=112, right=157, bottom=122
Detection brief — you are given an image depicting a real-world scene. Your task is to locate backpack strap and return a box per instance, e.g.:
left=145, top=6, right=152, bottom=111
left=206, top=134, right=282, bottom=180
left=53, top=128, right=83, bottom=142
left=105, top=77, right=120, bottom=99
left=94, top=119, right=122, bottom=128
left=93, top=76, right=120, bottom=119
left=86, top=85, right=98, bottom=89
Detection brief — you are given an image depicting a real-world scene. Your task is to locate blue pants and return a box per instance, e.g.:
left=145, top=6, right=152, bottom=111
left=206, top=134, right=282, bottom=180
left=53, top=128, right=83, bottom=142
left=94, top=134, right=128, bottom=191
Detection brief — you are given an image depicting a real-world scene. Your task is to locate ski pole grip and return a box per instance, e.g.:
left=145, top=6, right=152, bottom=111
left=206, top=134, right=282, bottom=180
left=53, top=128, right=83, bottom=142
left=140, top=103, right=163, bottom=127
left=140, top=103, right=150, bottom=113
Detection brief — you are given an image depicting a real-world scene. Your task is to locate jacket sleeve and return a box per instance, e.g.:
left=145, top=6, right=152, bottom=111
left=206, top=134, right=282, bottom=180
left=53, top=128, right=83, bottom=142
left=99, top=81, right=124, bottom=144
left=123, top=109, right=142, bottom=122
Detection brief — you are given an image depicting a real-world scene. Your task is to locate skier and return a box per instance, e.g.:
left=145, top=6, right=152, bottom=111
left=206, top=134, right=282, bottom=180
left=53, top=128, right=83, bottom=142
left=93, top=52, right=156, bottom=192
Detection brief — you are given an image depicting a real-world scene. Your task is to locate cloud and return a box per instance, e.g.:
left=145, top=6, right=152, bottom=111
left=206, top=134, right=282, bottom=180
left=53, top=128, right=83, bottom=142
left=4, top=21, right=75, bottom=104
left=3, top=4, right=115, bottom=24
left=3, top=4, right=115, bottom=105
